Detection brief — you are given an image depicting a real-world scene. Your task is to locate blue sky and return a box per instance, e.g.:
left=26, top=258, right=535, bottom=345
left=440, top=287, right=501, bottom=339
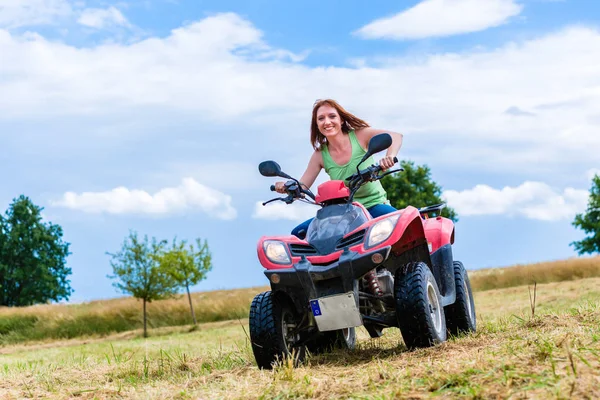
left=1, top=0, right=599, bottom=302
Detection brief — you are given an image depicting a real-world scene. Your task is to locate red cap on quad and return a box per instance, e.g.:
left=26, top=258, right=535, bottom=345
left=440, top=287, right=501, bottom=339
left=315, top=180, right=350, bottom=203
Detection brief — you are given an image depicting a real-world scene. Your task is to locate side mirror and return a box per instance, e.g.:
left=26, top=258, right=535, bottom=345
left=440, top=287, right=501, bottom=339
left=258, top=161, right=282, bottom=177
left=367, top=133, right=392, bottom=155
left=258, top=160, right=293, bottom=180
left=357, top=133, right=392, bottom=167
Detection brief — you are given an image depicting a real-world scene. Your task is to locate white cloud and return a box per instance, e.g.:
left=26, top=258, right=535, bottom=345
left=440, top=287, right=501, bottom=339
left=587, top=169, right=600, bottom=181
left=0, top=13, right=303, bottom=120
left=1, top=13, right=600, bottom=172
left=51, top=178, right=237, bottom=219
left=504, top=106, right=535, bottom=116
left=252, top=201, right=317, bottom=222
left=159, top=161, right=264, bottom=192
left=443, top=181, right=588, bottom=221
left=355, top=0, right=523, bottom=40
left=77, top=6, right=130, bottom=29
left=0, top=0, right=72, bottom=28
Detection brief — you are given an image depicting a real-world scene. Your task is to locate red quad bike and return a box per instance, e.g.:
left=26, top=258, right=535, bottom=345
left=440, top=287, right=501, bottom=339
left=250, top=133, right=476, bottom=370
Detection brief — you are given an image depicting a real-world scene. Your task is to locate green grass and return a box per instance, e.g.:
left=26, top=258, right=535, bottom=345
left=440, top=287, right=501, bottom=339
left=0, top=277, right=599, bottom=399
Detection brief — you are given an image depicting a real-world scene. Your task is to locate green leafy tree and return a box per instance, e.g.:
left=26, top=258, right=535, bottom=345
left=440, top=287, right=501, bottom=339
left=160, top=238, right=212, bottom=325
left=381, top=160, right=458, bottom=221
left=0, top=195, right=72, bottom=306
left=571, top=174, right=600, bottom=255
left=107, top=231, right=177, bottom=337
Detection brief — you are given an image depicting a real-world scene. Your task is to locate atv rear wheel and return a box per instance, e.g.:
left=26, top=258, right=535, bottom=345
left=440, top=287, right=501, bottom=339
left=249, top=291, right=306, bottom=369
left=307, top=327, right=356, bottom=354
left=444, top=261, right=476, bottom=336
left=394, top=262, right=447, bottom=349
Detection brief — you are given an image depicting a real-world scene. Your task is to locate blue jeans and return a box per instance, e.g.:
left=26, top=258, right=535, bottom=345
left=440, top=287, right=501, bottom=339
left=291, top=203, right=397, bottom=239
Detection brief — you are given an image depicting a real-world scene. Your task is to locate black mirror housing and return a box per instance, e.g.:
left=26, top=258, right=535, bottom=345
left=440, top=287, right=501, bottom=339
left=357, top=133, right=392, bottom=168
left=367, top=133, right=392, bottom=155
left=258, top=161, right=282, bottom=177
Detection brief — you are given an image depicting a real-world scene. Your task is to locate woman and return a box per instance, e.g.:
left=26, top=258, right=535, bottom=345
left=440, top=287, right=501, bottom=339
left=275, top=99, right=404, bottom=238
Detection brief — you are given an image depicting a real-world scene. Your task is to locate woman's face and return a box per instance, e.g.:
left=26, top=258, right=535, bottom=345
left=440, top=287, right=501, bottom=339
left=316, top=104, right=342, bottom=138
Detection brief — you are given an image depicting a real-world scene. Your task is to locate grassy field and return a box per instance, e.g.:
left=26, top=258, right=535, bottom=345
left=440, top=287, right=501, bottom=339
left=469, top=256, right=600, bottom=291
left=0, top=287, right=260, bottom=345
left=1, top=256, right=599, bottom=346
left=1, top=276, right=599, bottom=399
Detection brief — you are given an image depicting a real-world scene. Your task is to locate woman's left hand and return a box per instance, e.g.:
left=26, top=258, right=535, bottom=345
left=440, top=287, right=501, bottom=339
left=379, top=156, right=397, bottom=171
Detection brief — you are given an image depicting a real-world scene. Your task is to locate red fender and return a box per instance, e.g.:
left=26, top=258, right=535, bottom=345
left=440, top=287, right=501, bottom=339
left=257, top=235, right=303, bottom=270
left=257, top=206, right=454, bottom=270
left=379, top=206, right=428, bottom=255
left=423, top=216, right=455, bottom=253
left=258, top=201, right=373, bottom=270
left=258, top=234, right=359, bottom=270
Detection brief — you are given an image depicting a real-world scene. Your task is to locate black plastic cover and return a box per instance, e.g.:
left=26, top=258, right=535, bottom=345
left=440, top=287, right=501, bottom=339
left=429, top=243, right=456, bottom=306
left=306, top=204, right=369, bottom=254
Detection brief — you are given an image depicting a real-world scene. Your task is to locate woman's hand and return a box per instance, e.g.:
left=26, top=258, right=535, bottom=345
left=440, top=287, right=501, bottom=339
left=274, top=181, right=287, bottom=194
left=379, top=156, right=397, bottom=171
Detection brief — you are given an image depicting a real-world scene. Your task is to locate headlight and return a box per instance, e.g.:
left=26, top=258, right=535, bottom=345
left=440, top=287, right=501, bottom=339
left=263, top=240, right=291, bottom=264
left=367, top=214, right=400, bottom=247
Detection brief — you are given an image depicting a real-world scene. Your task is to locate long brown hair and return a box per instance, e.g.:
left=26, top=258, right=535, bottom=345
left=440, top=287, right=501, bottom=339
left=310, top=99, right=370, bottom=151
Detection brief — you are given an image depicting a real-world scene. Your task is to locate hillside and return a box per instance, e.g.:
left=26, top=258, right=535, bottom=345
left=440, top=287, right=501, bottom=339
left=0, top=256, right=599, bottom=345
left=1, top=275, right=599, bottom=398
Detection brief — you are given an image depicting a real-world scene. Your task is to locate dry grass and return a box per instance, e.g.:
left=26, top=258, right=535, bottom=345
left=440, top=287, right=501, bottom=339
left=0, top=277, right=599, bottom=399
left=1, top=256, right=599, bottom=345
left=0, top=286, right=266, bottom=344
left=470, top=255, right=600, bottom=291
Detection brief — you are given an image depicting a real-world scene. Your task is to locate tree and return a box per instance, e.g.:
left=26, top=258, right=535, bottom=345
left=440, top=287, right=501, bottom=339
left=381, top=160, right=458, bottom=222
left=159, top=238, right=212, bottom=325
left=0, top=195, right=72, bottom=306
left=107, top=231, right=177, bottom=337
left=571, top=174, right=600, bottom=255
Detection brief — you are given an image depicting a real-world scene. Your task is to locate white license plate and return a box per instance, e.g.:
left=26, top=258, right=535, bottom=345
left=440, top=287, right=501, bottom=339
left=309, top=292, right=362, bottom=332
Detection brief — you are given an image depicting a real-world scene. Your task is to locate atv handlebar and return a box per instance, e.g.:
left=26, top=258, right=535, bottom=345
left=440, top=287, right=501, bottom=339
left=345, top=157, right=402, bottom=202
left=262, top=180, right=316, bottom=206
left=262, top=157, right=402, bottom=207
left=345, top=157, right=399, bottom=185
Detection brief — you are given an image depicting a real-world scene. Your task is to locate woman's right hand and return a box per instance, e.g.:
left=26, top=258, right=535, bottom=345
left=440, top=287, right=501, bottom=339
left=274, top=181, right=287, bottom=194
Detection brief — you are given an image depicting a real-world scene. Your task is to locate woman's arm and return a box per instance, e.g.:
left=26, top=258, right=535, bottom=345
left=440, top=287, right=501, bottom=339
left=355, top=127, right=403, bottom=170
left=298, top=150, right=324, bottom=189
left=274, top=151, right=323, bottom=193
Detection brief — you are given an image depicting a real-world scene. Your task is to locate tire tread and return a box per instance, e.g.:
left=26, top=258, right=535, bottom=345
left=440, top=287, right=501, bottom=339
left=445, top=261, right=476, bottom=335
left=395, top=262, right=447, bottom=349
left=249, top=291, right=299, bottom=369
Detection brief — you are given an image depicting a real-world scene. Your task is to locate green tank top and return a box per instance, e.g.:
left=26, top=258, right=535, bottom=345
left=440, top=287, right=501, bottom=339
left=321, top=130, right=388, bottom=209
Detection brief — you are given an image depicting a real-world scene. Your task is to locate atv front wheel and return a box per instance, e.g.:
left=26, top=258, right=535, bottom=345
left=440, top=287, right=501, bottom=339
left=307, top=327, right=356, bottom=354
left=444, top=261, right=476, bottom=336
left=249, top=291, right=306, bottom=369
left=395, top=262, right=447, bottom=348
